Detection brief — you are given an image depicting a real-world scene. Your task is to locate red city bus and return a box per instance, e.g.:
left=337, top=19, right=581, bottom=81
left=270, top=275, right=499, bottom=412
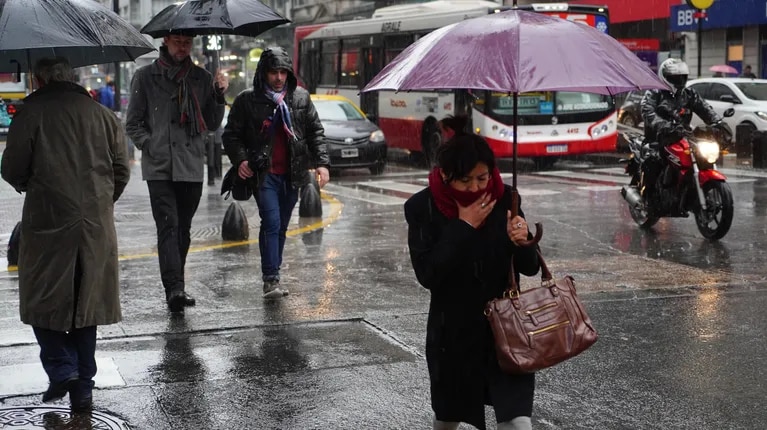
left=295, top=1, right=615, bottom=167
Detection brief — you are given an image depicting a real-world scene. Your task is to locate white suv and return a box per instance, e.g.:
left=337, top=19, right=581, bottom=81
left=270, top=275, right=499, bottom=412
left=686, top=77, right=767, bottom=140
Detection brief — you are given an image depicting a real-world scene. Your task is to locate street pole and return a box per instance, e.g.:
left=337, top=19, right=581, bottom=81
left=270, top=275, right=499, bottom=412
left=113, top=0, right=121, bottom=113
left=696, top=8, right=702, bottom=78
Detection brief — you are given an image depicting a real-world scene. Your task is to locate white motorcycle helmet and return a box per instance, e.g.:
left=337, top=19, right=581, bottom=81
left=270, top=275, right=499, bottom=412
left=658, top=58, right=689, bottom=92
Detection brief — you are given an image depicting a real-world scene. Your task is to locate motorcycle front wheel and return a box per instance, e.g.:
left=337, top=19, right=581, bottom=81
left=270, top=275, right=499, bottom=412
left=694, top=181, right=734, bottom=240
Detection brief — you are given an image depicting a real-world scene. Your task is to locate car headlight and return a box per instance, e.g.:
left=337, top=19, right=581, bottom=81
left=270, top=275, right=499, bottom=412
left=370, top=130, right=385, bottom=142
left=756, top=111, right=767, bottom=121
left=697, top=140, right=721, bottom=163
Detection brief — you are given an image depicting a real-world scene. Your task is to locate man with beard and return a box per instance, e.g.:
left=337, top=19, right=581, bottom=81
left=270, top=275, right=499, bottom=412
left=223, top=47, right=328, bottom=298
left=126, top=33, right=228, bottom=313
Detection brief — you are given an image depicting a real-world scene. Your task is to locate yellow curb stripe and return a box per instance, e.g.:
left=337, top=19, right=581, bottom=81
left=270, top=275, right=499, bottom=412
left=3, top=193, right=344, bottom=270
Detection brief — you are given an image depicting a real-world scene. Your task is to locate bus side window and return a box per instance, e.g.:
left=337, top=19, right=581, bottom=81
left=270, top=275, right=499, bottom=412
left=340, top=38, right=361, bottom=87
left=383, top=34, right=412, bottom=64
left=320, top=40, right=339, bottom=87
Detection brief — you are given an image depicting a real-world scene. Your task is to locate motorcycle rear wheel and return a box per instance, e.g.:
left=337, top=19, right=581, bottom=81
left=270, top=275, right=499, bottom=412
left=694, top=181, right=734, bottom=240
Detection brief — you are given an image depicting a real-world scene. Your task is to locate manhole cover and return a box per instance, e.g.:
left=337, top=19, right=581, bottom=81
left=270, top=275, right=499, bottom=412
left=0, top=406, right=129, bottom=429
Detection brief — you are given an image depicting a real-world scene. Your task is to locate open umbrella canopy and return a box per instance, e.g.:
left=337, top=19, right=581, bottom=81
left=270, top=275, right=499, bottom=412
left=362, top=9, right=669, bottom=95
left=709, top=64, right=738, bottom=75
left=140, top=0, right=290, bottom=38
left=0, top=0, right=155, bottom=73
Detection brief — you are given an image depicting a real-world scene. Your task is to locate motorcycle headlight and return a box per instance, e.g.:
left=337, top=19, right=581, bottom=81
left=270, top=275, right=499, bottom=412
left=370, top=130, right=385, bottom=142
left=697, top=140, right=720, bottom=163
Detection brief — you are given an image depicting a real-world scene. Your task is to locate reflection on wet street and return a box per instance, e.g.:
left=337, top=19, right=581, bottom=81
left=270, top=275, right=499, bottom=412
left=1, top=159, right=767, bottom=428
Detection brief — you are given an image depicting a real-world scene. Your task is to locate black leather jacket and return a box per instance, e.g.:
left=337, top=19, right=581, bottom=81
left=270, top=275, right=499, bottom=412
left=222, top=48, right=328, bottom=190
left=641, top=88, right=721, bottom=144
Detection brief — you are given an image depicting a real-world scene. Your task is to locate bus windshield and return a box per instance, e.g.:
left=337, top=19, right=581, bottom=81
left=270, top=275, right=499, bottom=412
left=488, top=92, right=613, bottom=117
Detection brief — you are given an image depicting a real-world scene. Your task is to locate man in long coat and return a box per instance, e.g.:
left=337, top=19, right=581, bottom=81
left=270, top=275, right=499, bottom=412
left=126, top=33, right=227, bottom=312
left=0, top=57, right=130, bottom=412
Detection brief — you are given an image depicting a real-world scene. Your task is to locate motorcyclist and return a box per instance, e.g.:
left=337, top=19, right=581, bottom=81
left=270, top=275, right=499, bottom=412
left=641, top=58, right=732, bottom=146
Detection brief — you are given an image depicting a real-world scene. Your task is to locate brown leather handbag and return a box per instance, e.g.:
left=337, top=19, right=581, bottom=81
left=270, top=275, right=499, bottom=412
left=484, top=248, right=598, bottom=374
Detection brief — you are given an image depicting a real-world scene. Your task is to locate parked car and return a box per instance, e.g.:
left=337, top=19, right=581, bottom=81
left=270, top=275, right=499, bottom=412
left=617, top=90, right=644, bottom=129
left=310, top=94, right=387, bottom=175
left=686, top=77, right=767, bottom=141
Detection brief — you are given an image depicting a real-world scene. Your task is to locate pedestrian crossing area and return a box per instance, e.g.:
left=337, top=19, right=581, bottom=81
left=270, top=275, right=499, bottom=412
left=324, top=167, right=762, bottom=206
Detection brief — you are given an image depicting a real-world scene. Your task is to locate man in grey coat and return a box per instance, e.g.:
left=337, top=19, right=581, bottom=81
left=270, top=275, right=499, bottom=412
left=1, top=57, right=130, bottom=412
left=126, top=33, right=228, bottom=313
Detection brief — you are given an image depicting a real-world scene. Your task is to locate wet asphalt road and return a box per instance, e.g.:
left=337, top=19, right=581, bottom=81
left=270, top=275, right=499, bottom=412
left=1, top=149, right=766, bottom=429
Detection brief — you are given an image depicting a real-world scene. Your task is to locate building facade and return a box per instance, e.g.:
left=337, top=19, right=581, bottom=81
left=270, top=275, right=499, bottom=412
left=671, top=0, right=767, bottom=79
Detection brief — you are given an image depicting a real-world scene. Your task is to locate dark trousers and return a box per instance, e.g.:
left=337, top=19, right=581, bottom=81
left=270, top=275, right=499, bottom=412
left=147, top=181, right=203, bottom=297
left=33, top=326, right=97, bottom=385
left=254, top=173, right=299, bottom=281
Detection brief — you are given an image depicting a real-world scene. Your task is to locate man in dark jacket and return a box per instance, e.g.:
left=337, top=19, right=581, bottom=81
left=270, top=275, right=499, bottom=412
left=223, top=47, right=328, bottom=298
left=641, top=58, right=727, bottom=145
left=1, top=57, right=130, bottom=412
left=126, top=33, right=228, bottom=313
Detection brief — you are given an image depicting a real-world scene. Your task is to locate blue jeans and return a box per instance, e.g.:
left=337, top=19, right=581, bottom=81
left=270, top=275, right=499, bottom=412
left=255, top=173, right=299, bottom=281
left=33, top=326, right=97, bottom=385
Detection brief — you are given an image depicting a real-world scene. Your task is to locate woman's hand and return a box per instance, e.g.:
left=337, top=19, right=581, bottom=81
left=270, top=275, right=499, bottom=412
left=507, top=212, right=528, bottom=245
left=457, top=193, right=496, bottom=228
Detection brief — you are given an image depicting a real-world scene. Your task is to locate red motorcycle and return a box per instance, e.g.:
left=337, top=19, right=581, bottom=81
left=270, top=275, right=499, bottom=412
left=620, top=108, right=735, bottom=240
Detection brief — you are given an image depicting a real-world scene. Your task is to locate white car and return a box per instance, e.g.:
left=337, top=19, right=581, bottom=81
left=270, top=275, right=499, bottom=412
left=686, top=77, right=767, bottom=140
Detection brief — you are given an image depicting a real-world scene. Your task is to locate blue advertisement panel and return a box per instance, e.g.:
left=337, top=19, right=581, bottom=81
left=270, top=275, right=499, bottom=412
left=670, top=0, right=767, bottom=32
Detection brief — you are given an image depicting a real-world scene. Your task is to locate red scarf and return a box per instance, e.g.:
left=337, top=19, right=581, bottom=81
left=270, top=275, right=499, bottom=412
left=428, top=167, right=505, bottom=219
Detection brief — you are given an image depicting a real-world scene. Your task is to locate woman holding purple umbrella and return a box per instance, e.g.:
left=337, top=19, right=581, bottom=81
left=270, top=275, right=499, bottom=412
left=405, top=117, right=540, bottom=430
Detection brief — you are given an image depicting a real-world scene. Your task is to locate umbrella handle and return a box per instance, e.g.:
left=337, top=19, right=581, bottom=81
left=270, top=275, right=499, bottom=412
left=510, top=188, right=542, bottom=247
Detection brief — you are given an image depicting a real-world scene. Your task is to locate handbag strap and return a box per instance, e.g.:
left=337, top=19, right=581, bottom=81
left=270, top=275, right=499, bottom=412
left=507, top=248, right=554, bottom=295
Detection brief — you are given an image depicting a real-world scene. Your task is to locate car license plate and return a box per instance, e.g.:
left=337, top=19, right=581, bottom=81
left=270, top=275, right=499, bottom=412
left=341, top=148, right=359, bottom=158
left=546, top=144, right=568, bottom=153
left=0, top=127, right=8, bottom=133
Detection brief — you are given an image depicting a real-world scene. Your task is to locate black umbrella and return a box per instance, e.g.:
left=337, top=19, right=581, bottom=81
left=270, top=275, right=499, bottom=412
left=140, top=0, right=290, bottom=38
left=0, top=0, right=155, bottom=73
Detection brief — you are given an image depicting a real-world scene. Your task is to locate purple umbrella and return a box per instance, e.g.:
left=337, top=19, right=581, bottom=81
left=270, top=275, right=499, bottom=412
left=362, top=8, right=669, bottom=246
left=362, top=9, right=667, bottom=95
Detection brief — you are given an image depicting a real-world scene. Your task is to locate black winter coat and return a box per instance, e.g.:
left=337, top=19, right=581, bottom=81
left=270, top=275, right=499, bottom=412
left=641, top=88, right=720, bottom=144
left=222, top=47, right=328, bottom=190
left=404, top=185, right=540, bottom=430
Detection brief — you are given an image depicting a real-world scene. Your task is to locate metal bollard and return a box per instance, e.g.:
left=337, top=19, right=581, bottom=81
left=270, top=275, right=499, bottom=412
left=221, top=202, right=249, bottom=241
left=298, top=172, right=322, bottom=218
left=734, top=124, right=753, bottom=162
left=752, top=130, right=767, bottom=169
left=205, top=131, right=216, bottom=185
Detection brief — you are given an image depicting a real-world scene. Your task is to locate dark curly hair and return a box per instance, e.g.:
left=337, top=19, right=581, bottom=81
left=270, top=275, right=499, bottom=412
left=436, top=133, right=496, bottom=183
